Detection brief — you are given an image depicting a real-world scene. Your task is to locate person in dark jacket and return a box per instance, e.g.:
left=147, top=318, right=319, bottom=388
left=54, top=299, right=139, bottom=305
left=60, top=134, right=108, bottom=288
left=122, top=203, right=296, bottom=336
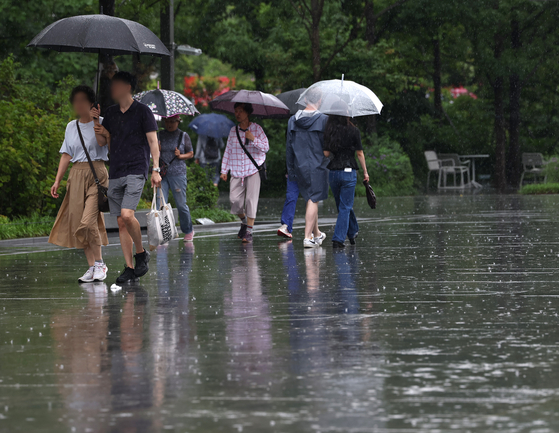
left=281, top=88, right=330, bottom=248
left=323, top=102, right=369, bottom=249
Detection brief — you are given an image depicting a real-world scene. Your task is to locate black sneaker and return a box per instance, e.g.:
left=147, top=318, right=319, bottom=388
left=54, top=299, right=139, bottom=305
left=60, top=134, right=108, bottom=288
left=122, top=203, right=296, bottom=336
left=332, top=240, right=346, bottom=249
left=237, top=223, right=247, bottom=239
left=116, top=266, right=138, bottom=284
left=134, top=250, right=151, bottom=277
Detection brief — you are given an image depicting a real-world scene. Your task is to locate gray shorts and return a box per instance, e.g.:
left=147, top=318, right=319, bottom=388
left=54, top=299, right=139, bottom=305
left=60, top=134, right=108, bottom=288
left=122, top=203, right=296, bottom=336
left=108, top=174, right=146, bottom=216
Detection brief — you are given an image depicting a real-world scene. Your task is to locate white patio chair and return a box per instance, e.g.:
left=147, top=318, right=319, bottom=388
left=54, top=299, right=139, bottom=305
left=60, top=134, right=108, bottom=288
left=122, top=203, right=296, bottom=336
left=520, top=153, right=547, bottom=186
left=425, top=151, right=470, bottom=190
left=438, top=153, right=471, bottom=188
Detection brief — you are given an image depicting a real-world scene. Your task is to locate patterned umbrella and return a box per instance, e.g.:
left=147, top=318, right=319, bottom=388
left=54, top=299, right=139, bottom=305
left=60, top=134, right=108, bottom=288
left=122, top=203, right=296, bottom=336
left=209, top=90, right=290, bottom=119
left=134, top=89, right=199, bottom=118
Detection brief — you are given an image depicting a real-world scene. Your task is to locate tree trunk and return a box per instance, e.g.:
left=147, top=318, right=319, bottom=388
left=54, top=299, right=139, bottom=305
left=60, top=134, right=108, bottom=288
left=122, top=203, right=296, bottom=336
left=98, top=0, right=115, bottom=114
left=432, top=37, right=442, bottom=119
left=507, top=18, right=522, bottom=187
left=493, top=31, right=507, bottom=192
left=310, top=0, right=322, bottom=81
left=160, top=0, right=175, bottom=90
left=365, top=0, right=376, bottom=46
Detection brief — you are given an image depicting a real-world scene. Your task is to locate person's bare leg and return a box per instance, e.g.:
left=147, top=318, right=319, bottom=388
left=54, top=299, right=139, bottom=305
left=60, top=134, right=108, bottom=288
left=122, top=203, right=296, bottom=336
left=247, top=217, right=255, bottom=227
left=84, top=246, right=95, bottom=267
left=91, top=244, right=102, bottom=262
left=305, top=200, right=319, bottom=239
left=120, top=209, right=144, bottom=255
left=117, top=216, right=134, bottom=269
left=238, top=213, right=246, bottom=221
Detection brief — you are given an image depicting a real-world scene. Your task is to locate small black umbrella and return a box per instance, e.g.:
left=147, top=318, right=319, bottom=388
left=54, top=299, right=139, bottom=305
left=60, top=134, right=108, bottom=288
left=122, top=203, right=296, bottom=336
left=276, top=88, right=306, bottom=115
left=27, top=14, right=170, bottom=57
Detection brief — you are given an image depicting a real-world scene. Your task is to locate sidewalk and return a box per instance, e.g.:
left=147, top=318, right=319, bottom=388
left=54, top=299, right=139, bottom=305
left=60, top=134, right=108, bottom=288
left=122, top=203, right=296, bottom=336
left=0, top=217, right=348, bottom=256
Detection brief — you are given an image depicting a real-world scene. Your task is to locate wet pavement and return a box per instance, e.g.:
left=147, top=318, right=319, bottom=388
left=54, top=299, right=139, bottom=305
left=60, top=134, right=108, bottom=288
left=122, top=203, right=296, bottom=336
left=2, top=194, right=559, bottom=432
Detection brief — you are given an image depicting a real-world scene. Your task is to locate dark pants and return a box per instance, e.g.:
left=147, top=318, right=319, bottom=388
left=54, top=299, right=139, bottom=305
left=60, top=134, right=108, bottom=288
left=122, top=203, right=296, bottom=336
left=280, top=179, right=300, bottom=233
left=329, top=170, right=358, bottom=243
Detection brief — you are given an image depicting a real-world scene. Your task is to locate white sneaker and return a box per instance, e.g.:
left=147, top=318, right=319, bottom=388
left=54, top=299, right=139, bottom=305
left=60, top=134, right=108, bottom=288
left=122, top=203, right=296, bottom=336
left=277, top=224, right=293, bottom=239
left=93, top=262, right=108, bottom=281
left=303, top=238, right=318, bottom=248
left=78, top=266, right=95, bottom=283
left=313, top=231, right=326, bottom=246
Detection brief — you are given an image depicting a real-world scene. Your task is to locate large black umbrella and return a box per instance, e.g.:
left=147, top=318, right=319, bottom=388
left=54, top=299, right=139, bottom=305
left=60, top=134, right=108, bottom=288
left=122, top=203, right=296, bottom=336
left=276, top=88, right=306, bottom=115
left=27, top=14, right=170, bottom=57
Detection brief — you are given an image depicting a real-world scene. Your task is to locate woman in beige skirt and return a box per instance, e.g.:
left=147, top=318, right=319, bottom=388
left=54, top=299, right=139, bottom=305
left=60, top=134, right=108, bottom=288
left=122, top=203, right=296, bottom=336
left=49, top=85, right=110, bottom=283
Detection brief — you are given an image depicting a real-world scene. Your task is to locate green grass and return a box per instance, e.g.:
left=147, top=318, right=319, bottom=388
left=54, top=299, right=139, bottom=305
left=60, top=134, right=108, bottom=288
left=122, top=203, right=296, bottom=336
left=191, top=208, right=237, bottom=224
left=0, top=214, right=55, bottom=240
left=519, top=183, right=559, bottom=195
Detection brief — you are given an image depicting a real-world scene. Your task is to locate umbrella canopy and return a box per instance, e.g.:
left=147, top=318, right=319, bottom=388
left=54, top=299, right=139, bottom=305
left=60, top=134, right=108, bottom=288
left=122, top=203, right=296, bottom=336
left=210, top=90, right=290, bottom=119
left=134, top=89, right=199, bottom=117
left=296, top=78, right=383, bottom=117
left=276, top=88, right=306, bottom=115
left=27, top=14, right=170, bottom=57
left=188, top=113, right=235, bottom=138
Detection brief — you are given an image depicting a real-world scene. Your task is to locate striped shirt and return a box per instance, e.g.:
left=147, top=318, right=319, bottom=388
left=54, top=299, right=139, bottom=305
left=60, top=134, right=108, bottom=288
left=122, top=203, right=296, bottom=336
left=221, top=123, right=269, bottom=179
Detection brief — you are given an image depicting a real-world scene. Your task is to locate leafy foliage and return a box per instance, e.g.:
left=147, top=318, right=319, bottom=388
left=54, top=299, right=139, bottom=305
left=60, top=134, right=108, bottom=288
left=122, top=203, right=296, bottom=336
left=519, top=183, right=559, bottom=195
left=0, top=56, right=74, bottom=217
left=357, top=134, right=415, bottom=197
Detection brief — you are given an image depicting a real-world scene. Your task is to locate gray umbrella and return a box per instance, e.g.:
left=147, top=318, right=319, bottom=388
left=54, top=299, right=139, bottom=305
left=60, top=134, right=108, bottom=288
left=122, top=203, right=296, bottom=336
left=276, top=88, right=306, bottom=115
left=27, top=14, right=170, bottom=57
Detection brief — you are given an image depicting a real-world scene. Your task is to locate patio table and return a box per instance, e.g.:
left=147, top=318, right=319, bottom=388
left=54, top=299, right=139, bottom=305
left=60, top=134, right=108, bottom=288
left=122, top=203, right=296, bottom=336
left=460, top=154, right=489, bottom=188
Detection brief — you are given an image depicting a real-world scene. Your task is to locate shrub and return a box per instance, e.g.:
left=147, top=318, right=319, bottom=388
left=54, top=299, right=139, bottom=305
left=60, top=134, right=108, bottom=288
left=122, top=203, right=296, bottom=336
left=0, top=55, right=75, bottom=217
left=191, top=207, right=236, bottom=223
left=544, top=157, right=559, bottom=183
left=357, top=134, right=415, bottom=197
left=0, top=213, right=55, bottom=240
left=519, top=183, right=559, bottom=195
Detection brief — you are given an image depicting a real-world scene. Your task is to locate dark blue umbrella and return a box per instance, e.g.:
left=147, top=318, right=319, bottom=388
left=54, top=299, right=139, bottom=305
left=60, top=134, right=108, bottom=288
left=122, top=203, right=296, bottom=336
left=188, top=113, right=235, bottom=138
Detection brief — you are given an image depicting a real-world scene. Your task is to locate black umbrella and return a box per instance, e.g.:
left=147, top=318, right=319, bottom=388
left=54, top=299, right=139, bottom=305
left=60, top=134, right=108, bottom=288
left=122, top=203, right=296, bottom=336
left=276, top=88, right=306, bottom=115
left=27, top=14, right=170, bottom=57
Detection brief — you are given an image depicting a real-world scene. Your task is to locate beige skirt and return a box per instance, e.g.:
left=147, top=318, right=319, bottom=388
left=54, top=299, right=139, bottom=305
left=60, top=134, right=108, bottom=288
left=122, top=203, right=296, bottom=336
left=49, top=162, right=109, bottom=249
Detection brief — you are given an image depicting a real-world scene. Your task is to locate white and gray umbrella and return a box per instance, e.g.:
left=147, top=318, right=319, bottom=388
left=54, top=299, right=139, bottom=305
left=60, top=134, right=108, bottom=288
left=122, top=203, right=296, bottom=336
left=296, top=76, right=383, bottom=117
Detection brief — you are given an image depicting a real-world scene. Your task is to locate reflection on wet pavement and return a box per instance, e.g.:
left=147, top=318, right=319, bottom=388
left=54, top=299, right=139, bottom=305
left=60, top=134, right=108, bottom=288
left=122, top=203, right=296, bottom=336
left=3, top=194, right=559, bottom=432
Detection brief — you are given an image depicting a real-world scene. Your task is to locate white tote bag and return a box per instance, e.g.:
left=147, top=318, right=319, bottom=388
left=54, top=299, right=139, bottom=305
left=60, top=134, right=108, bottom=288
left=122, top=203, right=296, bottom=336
left=147, top=188, right=179, bottom=251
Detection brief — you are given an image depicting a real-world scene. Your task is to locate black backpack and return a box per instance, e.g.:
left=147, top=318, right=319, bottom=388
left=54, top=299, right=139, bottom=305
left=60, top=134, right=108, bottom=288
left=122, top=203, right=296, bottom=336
left=204, top=136, right=220, bottom=160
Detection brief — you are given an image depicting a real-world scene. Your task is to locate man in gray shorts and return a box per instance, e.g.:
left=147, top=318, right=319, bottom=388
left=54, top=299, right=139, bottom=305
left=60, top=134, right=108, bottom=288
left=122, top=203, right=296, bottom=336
left=92, top=71, right=161, bottom=284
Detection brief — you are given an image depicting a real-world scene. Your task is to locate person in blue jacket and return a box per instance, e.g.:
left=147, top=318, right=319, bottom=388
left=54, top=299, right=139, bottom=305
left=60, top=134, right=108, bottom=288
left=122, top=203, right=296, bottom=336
left=279, top=88, right=329, bottom=248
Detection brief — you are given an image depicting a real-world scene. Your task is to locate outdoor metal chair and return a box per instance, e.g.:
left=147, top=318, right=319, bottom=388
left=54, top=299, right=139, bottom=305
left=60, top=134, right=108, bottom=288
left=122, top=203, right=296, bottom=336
left=520, top=153, right=547, bottom=186
left=438, top=153, right=471, bottom=188
left=425, top=151, right=471, bottom=190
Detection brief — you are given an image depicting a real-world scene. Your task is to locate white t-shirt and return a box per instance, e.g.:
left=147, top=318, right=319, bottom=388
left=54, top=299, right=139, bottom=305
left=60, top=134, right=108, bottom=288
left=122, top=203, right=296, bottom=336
left=59, top=118, right=109, bottom=163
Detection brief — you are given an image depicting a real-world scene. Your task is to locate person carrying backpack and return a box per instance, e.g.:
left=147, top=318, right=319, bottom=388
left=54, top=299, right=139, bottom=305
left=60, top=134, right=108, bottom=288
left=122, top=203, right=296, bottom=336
left=195, top=134, right=225, bottom=186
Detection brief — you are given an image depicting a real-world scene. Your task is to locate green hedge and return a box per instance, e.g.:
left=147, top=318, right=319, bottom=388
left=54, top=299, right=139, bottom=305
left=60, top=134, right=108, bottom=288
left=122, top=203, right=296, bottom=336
left=356, top=134, right=415, bottom=197
left=519, top=183, right=559, bottom=195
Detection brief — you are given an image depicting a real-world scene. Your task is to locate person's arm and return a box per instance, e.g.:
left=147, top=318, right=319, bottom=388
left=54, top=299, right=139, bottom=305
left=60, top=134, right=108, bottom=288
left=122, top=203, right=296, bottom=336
left=247, top=125, right=269, bottom=152
left=323, top=150, right=331, bottom=158
left=356, top=150, right=369, bottom=182
left=91, top=106, right=109, bottom=147
left=175, top=133, right=194, bottom=160
left=50, top=153, right=72, bottom=198
left=285, top=124, right=295, bottom=177
left=220, top=135, right=233, bottom=181
left=147, top=131, right=162, bottom=188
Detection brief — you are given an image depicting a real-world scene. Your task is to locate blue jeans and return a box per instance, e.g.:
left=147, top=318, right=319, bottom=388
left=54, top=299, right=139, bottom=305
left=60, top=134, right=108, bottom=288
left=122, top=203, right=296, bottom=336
left=329, top=170, right=359, bottom=243
left=280, top=179, right=300, bottom=233
left=157, top=174, right=193, bottom=235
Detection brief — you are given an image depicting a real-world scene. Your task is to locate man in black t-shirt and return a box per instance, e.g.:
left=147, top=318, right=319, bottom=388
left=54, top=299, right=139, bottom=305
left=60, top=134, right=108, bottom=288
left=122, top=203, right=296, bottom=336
left=92, top=72, right=161, bottom=284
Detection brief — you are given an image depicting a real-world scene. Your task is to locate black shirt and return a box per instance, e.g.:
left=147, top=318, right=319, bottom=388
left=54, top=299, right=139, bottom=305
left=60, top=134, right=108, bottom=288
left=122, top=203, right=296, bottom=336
left=102, top=100, right=158, bottom=179
left=323, top=125, right=363, bottom=171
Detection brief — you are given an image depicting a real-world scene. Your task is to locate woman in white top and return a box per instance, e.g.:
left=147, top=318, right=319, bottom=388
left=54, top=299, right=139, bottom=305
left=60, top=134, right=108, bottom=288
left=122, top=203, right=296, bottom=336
left=48, top=85, right=110, bottom=283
